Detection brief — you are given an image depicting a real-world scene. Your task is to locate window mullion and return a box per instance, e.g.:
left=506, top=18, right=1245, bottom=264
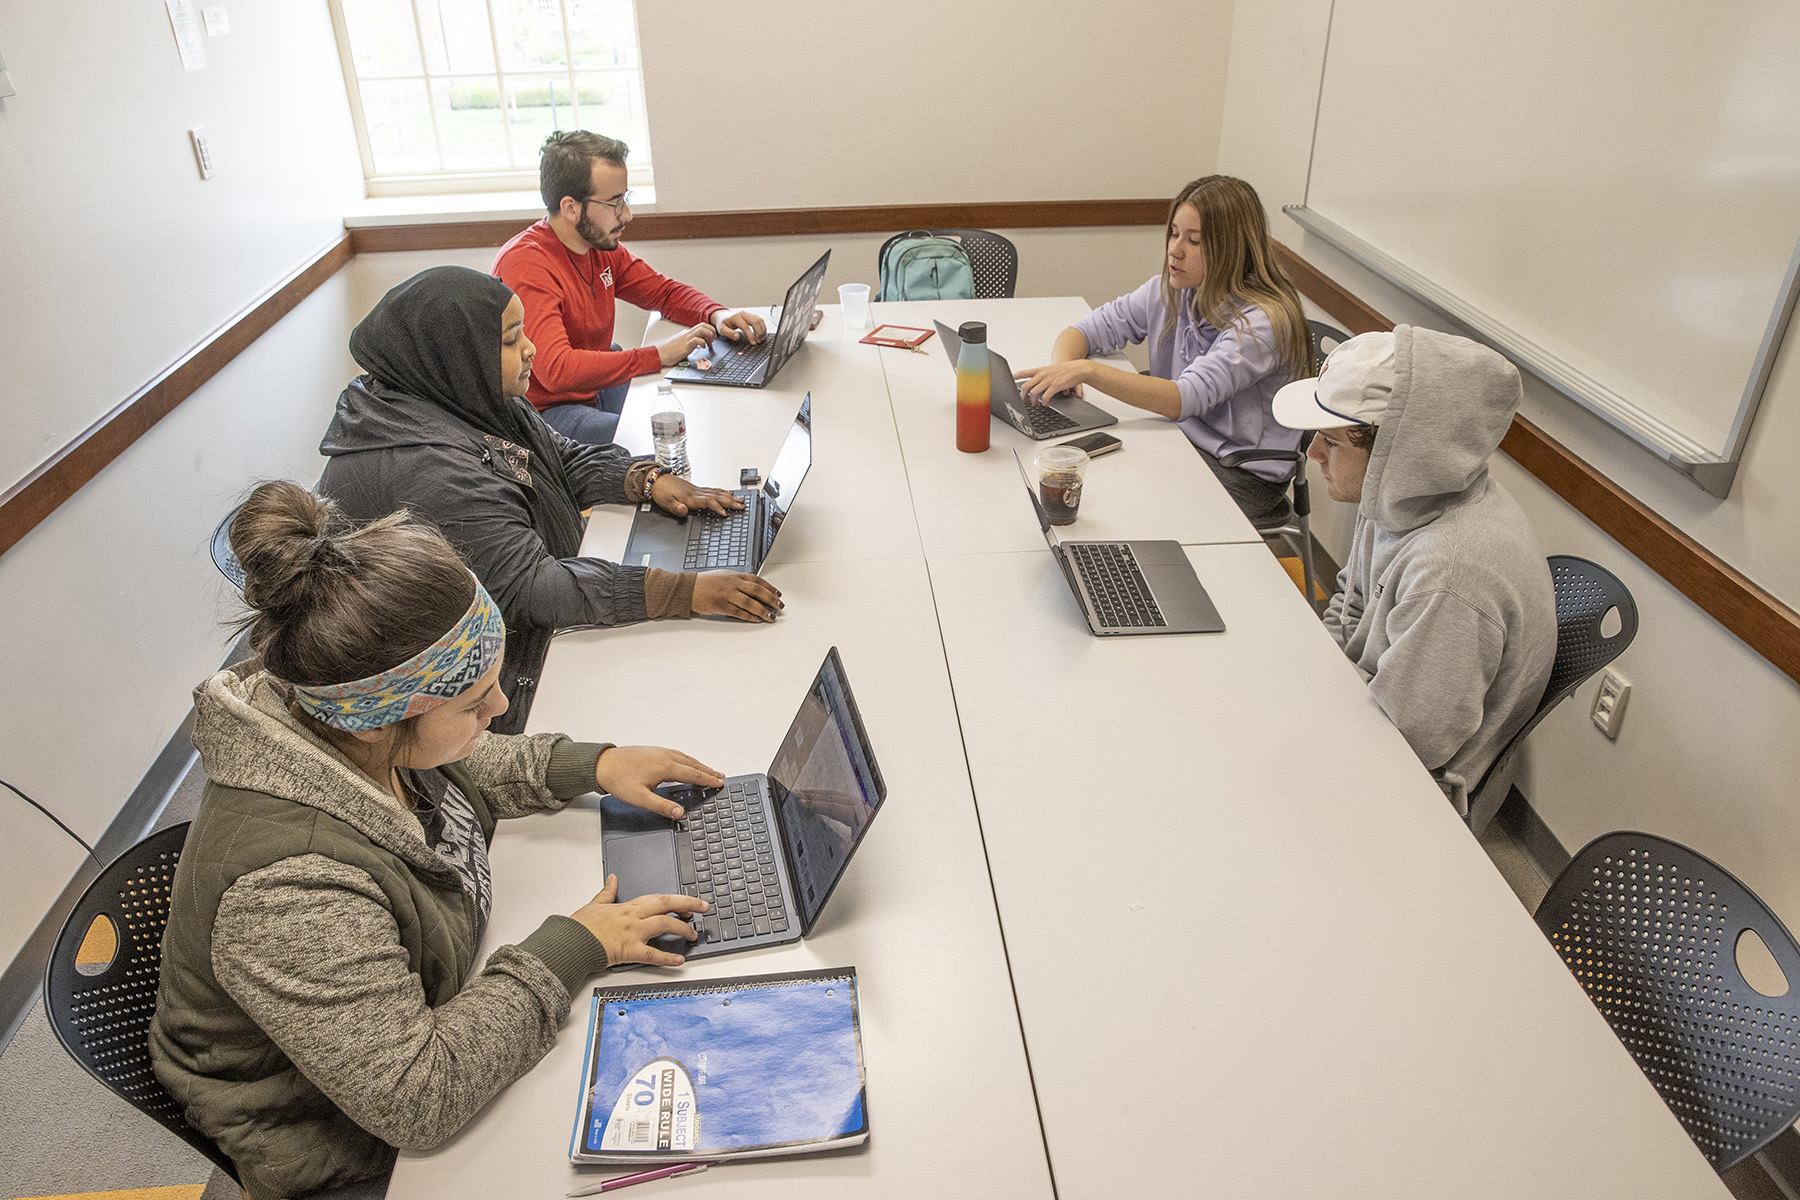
left=485, top=1, right=517, bottom=167
left=406, top=0, right=445, bottom=171
left=558, top=0, right=578, bottom=129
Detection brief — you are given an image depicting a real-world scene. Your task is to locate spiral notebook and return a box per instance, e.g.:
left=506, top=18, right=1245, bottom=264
left=570, top=967, right=869, bottom=1165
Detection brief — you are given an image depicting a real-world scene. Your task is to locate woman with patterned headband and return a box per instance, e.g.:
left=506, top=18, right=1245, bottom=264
left=150, top=481, right=715, bottom=1200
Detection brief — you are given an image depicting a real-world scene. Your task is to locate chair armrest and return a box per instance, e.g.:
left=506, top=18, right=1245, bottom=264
left=1217, top=448, right=1304, bottom=469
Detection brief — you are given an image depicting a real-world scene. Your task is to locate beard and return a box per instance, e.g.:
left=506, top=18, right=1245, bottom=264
left=576, top=206, right=621, bottom=251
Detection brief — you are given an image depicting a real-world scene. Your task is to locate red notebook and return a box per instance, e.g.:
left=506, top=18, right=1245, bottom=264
left=858, top=325, right=935, bottom=349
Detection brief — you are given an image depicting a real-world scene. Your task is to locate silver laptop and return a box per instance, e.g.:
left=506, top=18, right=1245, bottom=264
left=621, top=395, right=811, bottom=573
left=935, top=319, right=1118, bottom=439
left=1012, top=449, right=1225, bottom=637
left=663, top=251, right=830, bottom=387
left=598, top=647, right=886, bottom=961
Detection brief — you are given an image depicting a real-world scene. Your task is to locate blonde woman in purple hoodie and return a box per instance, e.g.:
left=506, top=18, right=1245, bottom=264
left=1016, top=175, right=1313, bottom=527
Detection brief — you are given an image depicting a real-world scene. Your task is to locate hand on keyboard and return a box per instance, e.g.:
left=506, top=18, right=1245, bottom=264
left=595, top=745, right=726, bottom=818
left=650, top=474, right=744, bottom=518
left=656, top=321, right=719, bottom=367
left=713, top=308, right=768, bottom=345
left=693, top=571, right=784, bottom=622
left=570, top=874, right=709, bottom=968
left=1014, top=360, right=1089, bottom=403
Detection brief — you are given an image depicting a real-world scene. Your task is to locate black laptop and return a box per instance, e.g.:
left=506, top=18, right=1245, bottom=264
left=934, top=319, right=1117, bottom=439
left=599, top=647, right=886, bottom=960
left=1012, top=449, right=1225, bottom=637
left=663, top=251, right=830, bottom=388
left=620, top=396, right=811, bottom=573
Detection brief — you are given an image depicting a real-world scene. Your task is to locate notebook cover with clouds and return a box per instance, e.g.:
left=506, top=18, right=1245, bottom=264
left=570, top=967, right=868, bottom=1164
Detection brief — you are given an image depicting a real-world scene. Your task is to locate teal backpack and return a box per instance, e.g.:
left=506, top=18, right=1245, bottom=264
left=878, top=232, right=976, bottom=301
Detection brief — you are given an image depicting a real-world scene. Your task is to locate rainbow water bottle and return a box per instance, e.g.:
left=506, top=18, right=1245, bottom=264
left=955, top=321, right=991, bottom=453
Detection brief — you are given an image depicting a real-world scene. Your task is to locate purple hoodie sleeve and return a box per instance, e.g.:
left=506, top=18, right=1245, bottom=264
left=1172, top=307, right=1280, bottom=422
left=1073, top=277, right=1162, bottom=355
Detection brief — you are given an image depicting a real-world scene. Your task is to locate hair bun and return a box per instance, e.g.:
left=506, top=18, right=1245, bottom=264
left=230, top=482, right=346, bottom=619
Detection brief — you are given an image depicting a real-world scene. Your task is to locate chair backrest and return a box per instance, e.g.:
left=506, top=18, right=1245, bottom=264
left=1542, top=554, right=1638, bottom=702
left=1467, top=556, right=1638, bottom=815
left=43, top=821, right=239, bottom=1181
left=1307, top=320, right=1351, bottom=373
left=209, top=502, right=245, bottom=590
left=1536, top=831, right=1800, bottom=1170
left=876, top=228, right=1018, bottom=300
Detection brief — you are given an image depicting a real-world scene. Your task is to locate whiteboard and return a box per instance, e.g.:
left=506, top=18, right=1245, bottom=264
left=1288, top=0, right=1800, bottom=496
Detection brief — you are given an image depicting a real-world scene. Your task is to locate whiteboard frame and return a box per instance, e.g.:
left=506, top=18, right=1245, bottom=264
left=1283, top=207, right=1800, bottom=500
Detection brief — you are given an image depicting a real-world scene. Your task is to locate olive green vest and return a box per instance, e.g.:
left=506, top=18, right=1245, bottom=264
left=149, top=762, right=492, bottom=1200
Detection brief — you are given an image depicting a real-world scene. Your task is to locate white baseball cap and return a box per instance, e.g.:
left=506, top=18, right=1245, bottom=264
left=1272, top=331, right=1396, bottom=431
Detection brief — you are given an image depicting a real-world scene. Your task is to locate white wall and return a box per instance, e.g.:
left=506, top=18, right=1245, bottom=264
left=1216, top=0, right=1800, bottom=927
left=0, top=0, right=363, bottom=970
left=636, top=0, right=1232, bottom=211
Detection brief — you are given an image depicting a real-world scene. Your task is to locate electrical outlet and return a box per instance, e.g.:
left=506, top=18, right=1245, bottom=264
left=1591, top=669, right=1630, bottom=739
left=189, top=127, right=215, bottom=179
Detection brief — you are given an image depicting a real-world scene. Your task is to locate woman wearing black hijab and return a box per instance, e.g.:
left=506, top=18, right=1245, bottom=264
left=320, top=266, right=783, bottom=734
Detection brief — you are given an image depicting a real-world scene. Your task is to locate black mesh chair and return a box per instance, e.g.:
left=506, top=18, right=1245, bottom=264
left=43, top=821, right=239, bottom=1182
left=876, top=229, right=1019, bottom=300
left=209, top=503, right=245, bottom=589
left=1537, top=831, right=1800, bottom=1171
left=1217, top=321, right=1350, bottom=606
left=1465, top=555, right=1638, bottom=833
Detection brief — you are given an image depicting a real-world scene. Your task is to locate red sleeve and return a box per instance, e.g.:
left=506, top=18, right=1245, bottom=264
left=497, top=247, right=661, bottom=398
left=612, top=252, right=720, bottom=329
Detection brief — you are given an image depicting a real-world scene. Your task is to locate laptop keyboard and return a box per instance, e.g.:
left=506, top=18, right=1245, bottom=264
left=1067, top=543, right=1167, bottom=628
left=1020, top=402, right=1080, bottom=434
left=680, top=779, right=789, bottom=943
left=692, top=338, right=773, bottom=383
left=684, top=506, right=753, bottom=569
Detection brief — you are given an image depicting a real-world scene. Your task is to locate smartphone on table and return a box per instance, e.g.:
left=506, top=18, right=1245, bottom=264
left=1056, top=431, right=1123, bottom=458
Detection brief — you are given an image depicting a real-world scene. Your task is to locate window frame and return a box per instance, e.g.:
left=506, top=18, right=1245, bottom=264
left=324, top=0, right=655, bottom=198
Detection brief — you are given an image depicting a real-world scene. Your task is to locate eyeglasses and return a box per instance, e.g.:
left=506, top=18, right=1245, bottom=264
left=584, top=191, right=632, bottom=217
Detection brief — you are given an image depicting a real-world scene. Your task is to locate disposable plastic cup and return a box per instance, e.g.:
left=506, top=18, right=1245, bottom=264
left=1033, top=445, right=1089, bottom=525
left=838, top=283, right=872, bottom=330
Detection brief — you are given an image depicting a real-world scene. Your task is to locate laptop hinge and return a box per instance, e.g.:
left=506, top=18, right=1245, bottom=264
left=763, top=775, right=809, bottom=933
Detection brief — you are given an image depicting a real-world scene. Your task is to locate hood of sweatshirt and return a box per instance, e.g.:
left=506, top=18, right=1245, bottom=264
left=190, top=664, right=450, bottom=879
left=1360, top=326, right=1523, bottom=536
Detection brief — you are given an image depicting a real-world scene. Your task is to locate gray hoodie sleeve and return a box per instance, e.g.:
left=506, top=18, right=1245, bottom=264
left=1365, top=586, right=1508, bottom=788
left=211, top=855, right=609, bottom=1151
left=459, top=731, right=607, bottom=817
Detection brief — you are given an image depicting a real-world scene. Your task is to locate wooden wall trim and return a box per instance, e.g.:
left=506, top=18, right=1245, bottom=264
left=349, top=197, right=1171, bottom=254
left=0, top=235, right=354, bottom=559
left=1271, top=239, right=1800, bottom=685
left=3, top=201, right=1170, bottom=559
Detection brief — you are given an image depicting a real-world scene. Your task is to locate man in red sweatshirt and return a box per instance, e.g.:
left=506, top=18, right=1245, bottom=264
left=494, top=131, right=767, bottom=444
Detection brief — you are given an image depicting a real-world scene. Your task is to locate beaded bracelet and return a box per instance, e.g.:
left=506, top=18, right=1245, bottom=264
left=641, top=464, right=668, bottom=501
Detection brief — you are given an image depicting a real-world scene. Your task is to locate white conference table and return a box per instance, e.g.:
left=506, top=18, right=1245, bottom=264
left=388, top=299, right=1729, bottom=1200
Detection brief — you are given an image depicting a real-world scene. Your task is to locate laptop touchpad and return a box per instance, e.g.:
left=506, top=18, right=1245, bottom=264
left=603, top=829, right=681, bottom=901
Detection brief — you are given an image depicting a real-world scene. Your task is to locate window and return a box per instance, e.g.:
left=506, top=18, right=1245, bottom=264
left=327, top=0, right=653, bottom=196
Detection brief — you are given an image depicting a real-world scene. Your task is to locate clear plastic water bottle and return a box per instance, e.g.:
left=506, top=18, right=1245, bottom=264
left=652, top=380, right=690, bottom=478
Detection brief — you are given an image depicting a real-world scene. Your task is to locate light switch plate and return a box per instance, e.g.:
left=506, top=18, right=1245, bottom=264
left=1591, top=669, right=1630, bottom=740
left=190, top=127, right=216, bottom=179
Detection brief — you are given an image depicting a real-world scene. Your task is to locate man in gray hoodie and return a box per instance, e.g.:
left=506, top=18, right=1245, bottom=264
left=1273, top=326, right=1557, bottom=815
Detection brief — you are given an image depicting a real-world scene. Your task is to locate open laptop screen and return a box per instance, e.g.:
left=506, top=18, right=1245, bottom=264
left=767, top=648, right=885, bottom=931
left=761, top=394, right=812, bottom=557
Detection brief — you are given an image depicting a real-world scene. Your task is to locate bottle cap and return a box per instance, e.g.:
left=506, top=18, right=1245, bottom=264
left=957, top=322, right=987, bottom=344
left=656, top=378, right=674, bottom=395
